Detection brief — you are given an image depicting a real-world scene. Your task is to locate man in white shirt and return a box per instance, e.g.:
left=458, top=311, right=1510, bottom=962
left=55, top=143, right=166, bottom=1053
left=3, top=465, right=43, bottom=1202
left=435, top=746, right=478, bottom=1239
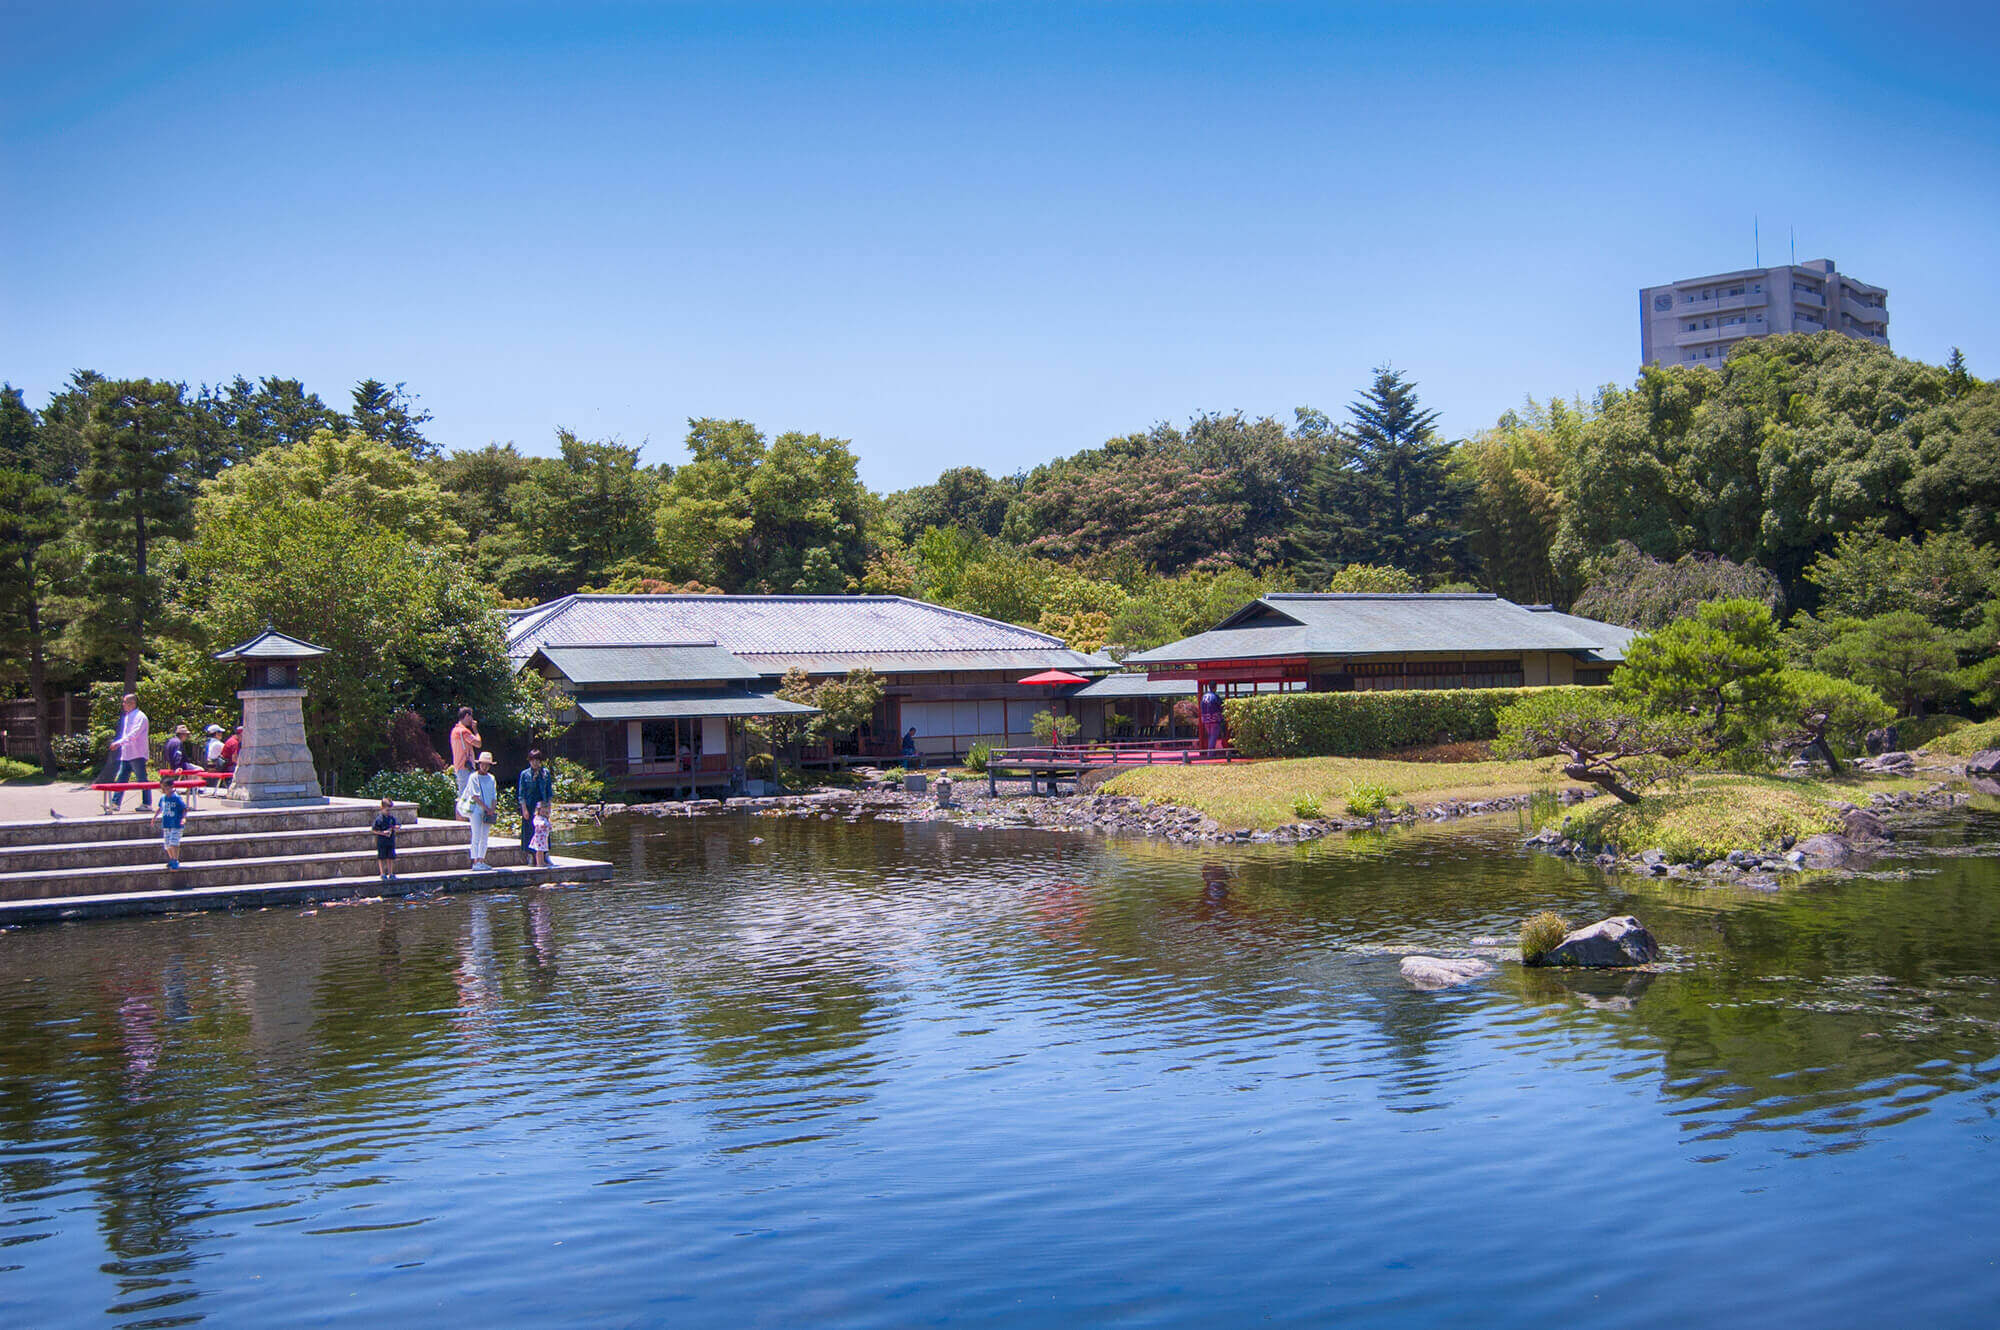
left=109, top=693, right=152, bottom=812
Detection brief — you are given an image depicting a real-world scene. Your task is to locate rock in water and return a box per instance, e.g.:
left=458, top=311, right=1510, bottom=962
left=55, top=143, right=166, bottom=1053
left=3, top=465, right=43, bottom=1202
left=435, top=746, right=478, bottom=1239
left=1794, top=833, right=1855, bottom=869
left=1399, top=956, right=1494, bottom=990
left=1541, top=916, right=1659, bottom=968
left=1966, top=750, right=2000, bottom=795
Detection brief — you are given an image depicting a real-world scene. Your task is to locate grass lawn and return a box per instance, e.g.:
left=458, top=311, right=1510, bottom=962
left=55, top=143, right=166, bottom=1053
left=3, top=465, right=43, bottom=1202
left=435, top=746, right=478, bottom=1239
left=1098, top=754, right=1575, bottom=831
left=1925, top=717, right=2000, bottom=757
left=1557, top=771, right=1937, bottom=862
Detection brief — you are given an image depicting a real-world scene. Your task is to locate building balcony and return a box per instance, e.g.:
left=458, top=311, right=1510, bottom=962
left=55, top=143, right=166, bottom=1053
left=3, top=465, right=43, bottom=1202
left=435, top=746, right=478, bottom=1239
left=1676, top=320, right=1766, bottom=347
left=1841, top=294, right=1889, bottom=325
left=1712, top=289, right=1768, bottom=313
left=1792, top=287, right=1826, bottom=309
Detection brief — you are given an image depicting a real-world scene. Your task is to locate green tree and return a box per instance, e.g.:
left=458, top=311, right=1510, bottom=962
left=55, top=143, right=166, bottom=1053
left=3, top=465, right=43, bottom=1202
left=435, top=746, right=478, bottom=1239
left=1801, top=528, right=1999, bottom=633
left=1344, top=366, right=1466, bottom=578
left=1779, top=668, right=1893, bottom=775
left=77, top=378, right=197, bottom=690
left=1814, top=610, right=1959, bottom=717
left=1615, top=598, right=1789, bottom=760
left=1323, top=563, right=1418, bottom=593
left=199, top=429, right=463, bottom=545
left=486, top=431, right=662, bottom=601
left=655, top=419, right=871, bottom=593
left=1494, top=688, right=1696, bottom=805
left=1456, top=397, right=1585, bottom=604
left=1571, top=542, right=1784, bottom=630
left=884, top=466, right=1016, bottom=540
left=349, top=379, right=438, bottom=459
left=0, top=468, right=67, bottom=769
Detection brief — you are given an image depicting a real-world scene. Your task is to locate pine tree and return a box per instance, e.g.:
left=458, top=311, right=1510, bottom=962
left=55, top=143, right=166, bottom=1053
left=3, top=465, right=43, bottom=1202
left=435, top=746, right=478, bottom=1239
left=1345, top=365, right=1466, bottom=579
left=77, top=379, right=197, bottom=690
left=0, top=467, right=67, bottom=769
left=350, top=379, right=438, bottom=458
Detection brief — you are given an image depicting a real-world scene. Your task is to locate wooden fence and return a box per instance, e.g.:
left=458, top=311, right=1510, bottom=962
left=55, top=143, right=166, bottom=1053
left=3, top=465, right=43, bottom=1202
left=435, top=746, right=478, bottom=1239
left=0, top=693, right=92, bottom=759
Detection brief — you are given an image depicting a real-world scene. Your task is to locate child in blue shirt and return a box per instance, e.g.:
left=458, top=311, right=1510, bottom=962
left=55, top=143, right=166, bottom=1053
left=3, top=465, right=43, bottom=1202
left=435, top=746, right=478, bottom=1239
left=152, top=787, right=188, bottom=871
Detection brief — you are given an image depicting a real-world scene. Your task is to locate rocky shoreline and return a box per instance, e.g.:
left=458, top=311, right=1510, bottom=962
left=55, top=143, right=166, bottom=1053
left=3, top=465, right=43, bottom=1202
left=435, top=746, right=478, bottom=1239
left=620, top=776, right=1594, bottom=845
left=1522, top=782, right=1972, bottom=886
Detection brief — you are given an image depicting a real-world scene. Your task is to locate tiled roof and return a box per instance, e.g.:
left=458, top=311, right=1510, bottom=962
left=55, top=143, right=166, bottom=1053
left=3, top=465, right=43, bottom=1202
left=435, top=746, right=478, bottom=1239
left=213, top=629, right=330, bottom=661
left=575, top=690, right=821, bottom=721
left=508, top=595, right=1110, bottom=674
left=534, top=644, right=762, bottom=685
left=1124, top=593, right=1632, bottom=664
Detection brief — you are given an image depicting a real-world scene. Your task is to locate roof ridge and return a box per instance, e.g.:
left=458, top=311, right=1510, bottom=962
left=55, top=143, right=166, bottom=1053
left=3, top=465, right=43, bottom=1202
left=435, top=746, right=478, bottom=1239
left=1266, top=592, right=1498, bottom=601
left=537, top=640, right=724, bottom=649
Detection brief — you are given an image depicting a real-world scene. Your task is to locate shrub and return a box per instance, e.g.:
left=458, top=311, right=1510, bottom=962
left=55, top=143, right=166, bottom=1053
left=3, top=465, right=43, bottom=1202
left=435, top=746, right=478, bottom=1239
left=1520, top=912, right=1571, bottom=964
left=1290, top=792, right=1324, bottom=820
left=1896, top=714, right=1971, bottom=750
left=966, top=740, right=993, bottom=773
left=880, top=766, right=907, bottom=783
left=548, top=756, right=605, bottom=805
left=359, top=768, right=458, bottom=820
left=1344, top=782, right=1397, bottom=818
left=1926, top=717, right=2000, bottom=758
left=50, top=732, right=97, bottom=772
left=746, top=752, right=774, bottom=780
left=1224, top=686, right=1593, bottom=759
left=0, top=757, right=40, bottom=782
left=1031, top=710, right=1081, bottom=745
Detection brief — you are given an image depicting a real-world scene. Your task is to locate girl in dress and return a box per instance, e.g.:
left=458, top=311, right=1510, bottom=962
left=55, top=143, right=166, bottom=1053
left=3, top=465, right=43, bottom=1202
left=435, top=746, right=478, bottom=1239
left=530, top=805, right=551, bottom=868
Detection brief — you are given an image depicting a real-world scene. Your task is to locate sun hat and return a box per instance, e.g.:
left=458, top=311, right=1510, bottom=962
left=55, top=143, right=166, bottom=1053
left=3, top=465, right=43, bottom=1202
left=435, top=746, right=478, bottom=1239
left=476, top=751, right=494, bottom=764
left=204, top=723, right=224, bottom=734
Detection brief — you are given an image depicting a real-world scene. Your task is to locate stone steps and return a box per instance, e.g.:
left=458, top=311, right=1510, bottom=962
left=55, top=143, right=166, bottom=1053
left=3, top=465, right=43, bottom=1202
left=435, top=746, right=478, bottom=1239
left=0, top=801, right=422, bottom=847
left=0, top=817, right=469, bottom=872
left=0, top=838, right=545, bottom=902
left=0, top=856, right=613, bottom=925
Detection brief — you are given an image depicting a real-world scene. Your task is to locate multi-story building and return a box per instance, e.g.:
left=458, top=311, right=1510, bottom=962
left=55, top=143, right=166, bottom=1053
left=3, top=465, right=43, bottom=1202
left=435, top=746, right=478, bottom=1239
left=1640, top=259, right=1889, bottom=367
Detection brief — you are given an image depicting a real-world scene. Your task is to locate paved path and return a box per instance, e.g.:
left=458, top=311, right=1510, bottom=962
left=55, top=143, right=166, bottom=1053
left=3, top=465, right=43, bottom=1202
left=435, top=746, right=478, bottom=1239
left=0, top=777, right=163, bottom=824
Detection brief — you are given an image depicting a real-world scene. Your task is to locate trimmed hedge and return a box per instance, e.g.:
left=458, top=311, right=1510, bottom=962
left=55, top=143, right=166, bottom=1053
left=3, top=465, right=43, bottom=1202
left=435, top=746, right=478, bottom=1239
left=1222, top=686, right=1595, bottom=758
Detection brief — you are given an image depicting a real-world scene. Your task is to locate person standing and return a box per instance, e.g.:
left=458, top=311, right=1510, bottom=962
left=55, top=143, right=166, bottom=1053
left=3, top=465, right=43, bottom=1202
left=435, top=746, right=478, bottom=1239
left=371, top=796, right=400, bottom=881
left=529, top=805, right=551, bottom=869
left=1198, top=685, right=1225, bottom=752
left=460, top=751, right=498, bottom=869
left=449, top=708, right=482, bottom=807
left=151, top=784, right=188, bottom=870
left=516, top=749, right=554, bottom=854
left=109, top=693, right=152, bottom=812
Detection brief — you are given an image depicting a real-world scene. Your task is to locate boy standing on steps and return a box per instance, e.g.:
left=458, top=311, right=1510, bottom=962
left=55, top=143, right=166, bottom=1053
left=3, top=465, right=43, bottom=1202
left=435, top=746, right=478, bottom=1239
left=372, top=796, right=400, bottom=880
left=152, top=786, right=188, bottom=871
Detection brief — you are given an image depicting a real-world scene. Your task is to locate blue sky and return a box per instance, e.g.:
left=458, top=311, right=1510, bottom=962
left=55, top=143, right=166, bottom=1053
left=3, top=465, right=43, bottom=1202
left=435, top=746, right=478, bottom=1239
left=5, top=2, right=1997, bottom=490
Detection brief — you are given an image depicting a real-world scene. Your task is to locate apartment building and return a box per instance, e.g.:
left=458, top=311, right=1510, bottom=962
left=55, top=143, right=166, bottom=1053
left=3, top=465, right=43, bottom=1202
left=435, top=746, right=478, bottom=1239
left=1640, top=259, right=1889, bottom=367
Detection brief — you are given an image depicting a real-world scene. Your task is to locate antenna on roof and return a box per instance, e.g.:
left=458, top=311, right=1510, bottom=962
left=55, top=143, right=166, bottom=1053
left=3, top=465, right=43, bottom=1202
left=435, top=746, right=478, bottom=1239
left=1790, top=226, right=1796, bottom=265
left=1754, top=215, right=1759, bottom=267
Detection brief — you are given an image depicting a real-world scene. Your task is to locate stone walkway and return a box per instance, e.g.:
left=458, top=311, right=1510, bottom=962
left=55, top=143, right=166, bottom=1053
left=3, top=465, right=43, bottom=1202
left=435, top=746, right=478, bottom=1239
left=0, top=777, right=168, bottom=824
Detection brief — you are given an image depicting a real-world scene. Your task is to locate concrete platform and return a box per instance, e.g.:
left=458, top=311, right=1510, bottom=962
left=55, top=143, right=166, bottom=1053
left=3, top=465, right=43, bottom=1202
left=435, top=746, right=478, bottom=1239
left=0, top=856, right=613, bottom=924
left=0, top=795, right=614, bottom=923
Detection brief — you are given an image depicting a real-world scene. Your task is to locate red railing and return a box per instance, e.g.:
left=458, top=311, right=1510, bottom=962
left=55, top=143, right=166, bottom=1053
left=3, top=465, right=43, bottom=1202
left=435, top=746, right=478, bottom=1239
left=987, top=739, right=1240, bottom=768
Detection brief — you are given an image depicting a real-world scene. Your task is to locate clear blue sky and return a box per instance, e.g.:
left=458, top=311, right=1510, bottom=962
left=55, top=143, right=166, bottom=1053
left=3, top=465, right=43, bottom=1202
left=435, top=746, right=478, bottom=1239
left=5, top=2, right=1996, bottom=491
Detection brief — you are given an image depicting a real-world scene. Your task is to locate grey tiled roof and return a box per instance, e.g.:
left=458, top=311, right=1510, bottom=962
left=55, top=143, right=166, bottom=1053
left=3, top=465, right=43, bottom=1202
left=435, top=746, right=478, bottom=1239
left=534, top=644, right=763, bottom=685
left=1522, top=607, right=1637, bottom=663
left=213, top=629, right=329, bottom=661
left=1070, top=674, right=1292, bottom=699
left=508, top=595, right=1111, bottom=675
left=576, top=690, right=821, bottom=721
left=1123, top=593, right=1632, bottom=664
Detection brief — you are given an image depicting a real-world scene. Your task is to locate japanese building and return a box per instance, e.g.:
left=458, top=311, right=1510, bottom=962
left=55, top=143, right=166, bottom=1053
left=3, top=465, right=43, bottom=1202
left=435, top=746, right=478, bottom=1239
left=507, top=594, right=1112, bottom=790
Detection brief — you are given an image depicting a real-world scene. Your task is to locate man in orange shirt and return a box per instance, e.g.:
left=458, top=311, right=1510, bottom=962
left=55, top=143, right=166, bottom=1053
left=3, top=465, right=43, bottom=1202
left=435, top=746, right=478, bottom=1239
left=449, top=708, right=482, bottom=805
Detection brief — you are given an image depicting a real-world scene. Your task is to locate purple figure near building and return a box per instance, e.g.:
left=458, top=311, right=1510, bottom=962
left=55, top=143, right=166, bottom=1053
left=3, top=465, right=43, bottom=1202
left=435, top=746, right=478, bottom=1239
left=1198, top=684, right=1225, bottom=752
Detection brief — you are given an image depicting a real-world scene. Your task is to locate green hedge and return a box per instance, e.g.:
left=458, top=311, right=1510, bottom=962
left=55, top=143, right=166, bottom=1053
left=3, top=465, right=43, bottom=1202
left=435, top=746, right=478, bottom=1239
left=1222, top=686, right=1595, bottom=758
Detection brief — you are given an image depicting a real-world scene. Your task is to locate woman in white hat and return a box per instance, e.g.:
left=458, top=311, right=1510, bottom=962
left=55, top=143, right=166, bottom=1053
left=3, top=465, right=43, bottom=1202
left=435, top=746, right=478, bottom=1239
left=202, top=723, right=227, bottom=768
left=462, top=751, right=500, bottom=869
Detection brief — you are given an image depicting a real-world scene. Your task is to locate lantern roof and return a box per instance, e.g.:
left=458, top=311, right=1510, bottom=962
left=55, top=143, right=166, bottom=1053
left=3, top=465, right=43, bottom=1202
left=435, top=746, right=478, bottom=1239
left=213, top=628, right=330, bottom=663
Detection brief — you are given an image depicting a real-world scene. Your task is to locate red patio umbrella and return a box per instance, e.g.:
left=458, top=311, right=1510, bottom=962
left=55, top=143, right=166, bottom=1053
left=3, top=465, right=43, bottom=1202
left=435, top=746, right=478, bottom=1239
left=1018, top=670, right=1090, bottom=686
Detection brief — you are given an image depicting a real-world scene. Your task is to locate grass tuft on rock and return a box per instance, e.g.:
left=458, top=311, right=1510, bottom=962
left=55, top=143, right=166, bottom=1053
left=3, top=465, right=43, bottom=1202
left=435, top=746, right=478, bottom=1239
left=1520, top=912, right=1570, bottom=964
left=1559, top=776, right=1840, bottom=863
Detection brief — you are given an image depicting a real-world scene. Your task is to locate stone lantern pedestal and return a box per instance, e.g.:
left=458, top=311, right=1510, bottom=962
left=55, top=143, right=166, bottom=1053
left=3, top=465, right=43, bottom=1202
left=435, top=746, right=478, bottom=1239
left=214, top=629, right=332, bottom=808
left=226, top=686, right=327, bottom=806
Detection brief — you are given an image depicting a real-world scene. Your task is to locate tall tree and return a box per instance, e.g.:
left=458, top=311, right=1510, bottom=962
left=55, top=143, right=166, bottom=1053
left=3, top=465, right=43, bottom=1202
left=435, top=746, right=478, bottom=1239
left=349, top=379, right=439, bottom=459
left=77, top=379, right=196, bottom=690
left=0, top=467, right=66, bottom=769
left=489, top=431, right=663, bottom=600
left=1344, top=366, right=1466, bottom=578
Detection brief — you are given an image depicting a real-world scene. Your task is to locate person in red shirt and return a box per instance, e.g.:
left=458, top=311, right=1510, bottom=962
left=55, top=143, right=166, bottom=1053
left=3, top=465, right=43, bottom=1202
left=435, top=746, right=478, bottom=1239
left=219, top=725, right=242, bottom=770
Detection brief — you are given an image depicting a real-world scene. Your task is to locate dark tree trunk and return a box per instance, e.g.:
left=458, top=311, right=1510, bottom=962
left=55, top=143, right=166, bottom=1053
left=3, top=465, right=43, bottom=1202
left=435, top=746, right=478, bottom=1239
left=1562, top=761, right=1643, bottom=805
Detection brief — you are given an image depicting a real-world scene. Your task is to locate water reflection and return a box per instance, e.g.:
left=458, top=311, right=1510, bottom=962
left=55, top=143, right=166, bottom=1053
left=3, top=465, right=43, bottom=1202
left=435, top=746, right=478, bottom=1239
left=1, top=810, right=1999, bottom=1325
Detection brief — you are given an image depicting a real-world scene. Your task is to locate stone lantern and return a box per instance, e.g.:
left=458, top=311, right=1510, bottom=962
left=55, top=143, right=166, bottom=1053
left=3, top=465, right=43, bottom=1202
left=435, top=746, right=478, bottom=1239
left=213, top=628, right=330, bottom=806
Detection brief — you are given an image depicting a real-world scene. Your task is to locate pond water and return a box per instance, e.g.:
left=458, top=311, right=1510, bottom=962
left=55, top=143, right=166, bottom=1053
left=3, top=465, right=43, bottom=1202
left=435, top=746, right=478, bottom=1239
left=4, top=808, right=2000, bottom=1328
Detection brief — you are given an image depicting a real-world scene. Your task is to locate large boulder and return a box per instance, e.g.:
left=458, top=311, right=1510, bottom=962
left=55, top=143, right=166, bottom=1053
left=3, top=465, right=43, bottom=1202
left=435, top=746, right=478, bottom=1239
left=1539, top=915, right=1659, bottom=968
left=1794, top=833, right=1855, bottom=869
left=1966, top=750, right=2000, bottom=795
left=1841, top=808, right=1891, bottom=842
left=1399, top=956, right=1494, bottom=990
left=1865, top=725, right=1900, bottom=756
